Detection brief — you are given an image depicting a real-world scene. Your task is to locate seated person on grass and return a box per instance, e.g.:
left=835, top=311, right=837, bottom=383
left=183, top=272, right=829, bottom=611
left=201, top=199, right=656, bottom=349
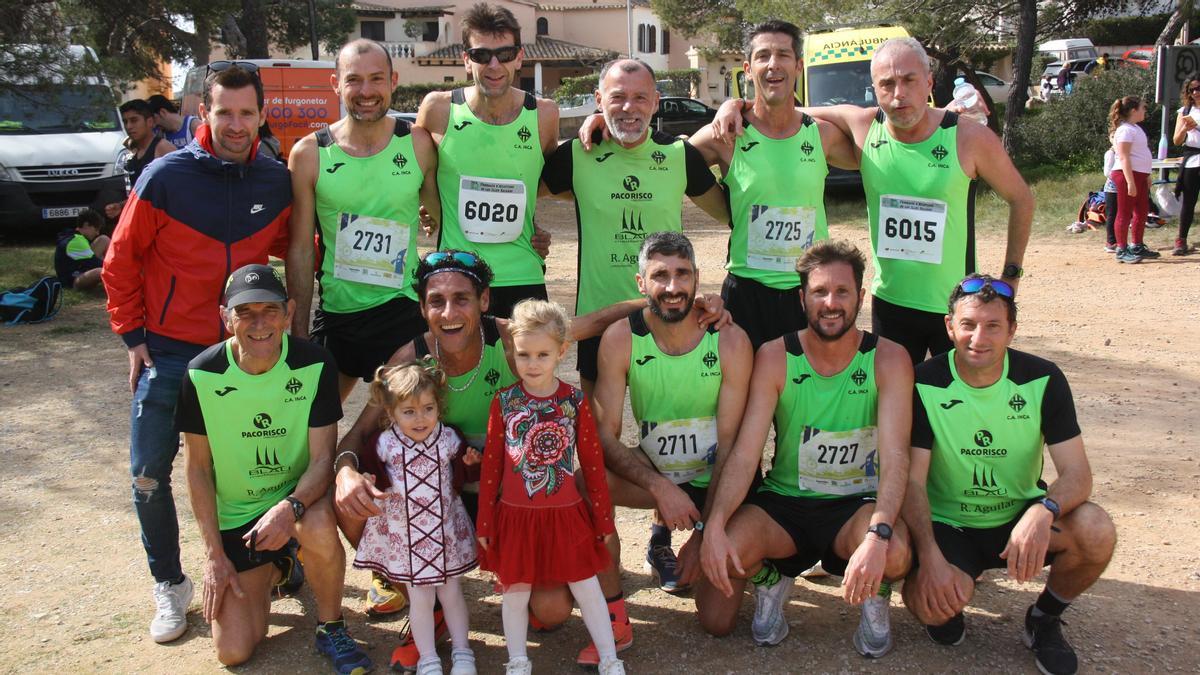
left=54, top=208, right=109, bottom=291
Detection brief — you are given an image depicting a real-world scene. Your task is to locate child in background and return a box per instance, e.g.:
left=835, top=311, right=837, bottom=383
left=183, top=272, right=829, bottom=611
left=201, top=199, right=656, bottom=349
left=1109, top=95, right=1158, bottom=263
left=53, top=208, right=109, bottom=291
left=476, top=300, right=625, bottom=675
left=1102, top=148, right=1119, bottom=252
left=353, top=361, right=479, bottom=675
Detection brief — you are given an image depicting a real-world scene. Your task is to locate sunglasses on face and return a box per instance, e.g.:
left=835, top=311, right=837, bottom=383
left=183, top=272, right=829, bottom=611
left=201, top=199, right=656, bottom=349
left=206, top=60, right=260, bottom=77
left=1189, top=87, right=1200, bottom=94
left=958, top=277, right=1015, bottom=299
left=423, top=251, right=481, bottom=267
left=465, top=46, right=520, bottom=65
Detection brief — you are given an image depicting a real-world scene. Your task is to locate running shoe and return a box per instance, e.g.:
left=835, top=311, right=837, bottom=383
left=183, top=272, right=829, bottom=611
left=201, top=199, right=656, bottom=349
left=852, top=593, right=893, bottom=658
left=504, top=657, right=532, bottom=675
left=576, top=619, right=633, bottom=665
left=799, top=562, right=829, bottom=578
left=1173, top=239, right=1195, bottom=256
left=390, top=609, right=447, bottom=671
left=273, top=539, right=305, bottom=598
left=1103, top=242, right=1120, bottom=253
left=1023, top=606, right=1078, bottom=675
left=751, top=574, right=795, bottom=646
left=449, top=647, right=477, bottom=675
left=645, top=543, right=687, bottom=594
left=599, top=657, right=627, bottom=675
left=315, top=619, right=372, bottom=675
left=368, top=572, right=408, bottom=616
left=1129, top=243, right=1160, bottom=259
left=150, top=576, right=194, bottom=643
left=925, top=612, right=966, bottom=646
left=414, top=656, right=441, bottom=675
left=1115, top=247, right=1143, bottom=264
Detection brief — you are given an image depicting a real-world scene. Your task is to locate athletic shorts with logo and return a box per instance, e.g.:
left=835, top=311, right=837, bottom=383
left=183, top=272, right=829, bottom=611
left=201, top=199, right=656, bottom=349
left=312, top=295, right=426, bottom=380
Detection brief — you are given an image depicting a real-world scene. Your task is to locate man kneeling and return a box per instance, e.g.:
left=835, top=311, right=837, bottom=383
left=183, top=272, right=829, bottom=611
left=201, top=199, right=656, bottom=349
left=177, top=265, right=371, bottom=673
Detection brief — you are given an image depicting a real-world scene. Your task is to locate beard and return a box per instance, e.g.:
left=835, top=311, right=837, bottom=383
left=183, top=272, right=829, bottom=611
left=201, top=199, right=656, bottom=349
left=603, top=107, right=650, bottom=145
left=348, top=97, right=388, bottom=122
left=648, top=291, right=695, bottom=323
left=806, top=300, right=861, bottom=342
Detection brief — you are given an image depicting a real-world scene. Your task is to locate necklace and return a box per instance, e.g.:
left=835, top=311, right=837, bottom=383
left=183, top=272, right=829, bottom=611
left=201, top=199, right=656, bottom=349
left=436, top=328, right=485, bottom=392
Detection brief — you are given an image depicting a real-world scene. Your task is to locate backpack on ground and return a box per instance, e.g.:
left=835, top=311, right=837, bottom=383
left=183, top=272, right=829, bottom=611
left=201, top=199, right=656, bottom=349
left=0, top=276, right=63, bottom=325
left=1078, top=191, right=1107, bottom=229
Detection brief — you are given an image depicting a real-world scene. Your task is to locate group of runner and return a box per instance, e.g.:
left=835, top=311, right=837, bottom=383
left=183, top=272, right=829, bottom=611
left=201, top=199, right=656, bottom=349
left=100, top=5, right=1116, bottom=675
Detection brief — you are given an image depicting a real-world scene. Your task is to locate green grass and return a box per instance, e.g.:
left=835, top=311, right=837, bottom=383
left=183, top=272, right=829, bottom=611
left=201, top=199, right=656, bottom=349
left=0, top=244, right=94, bottom=308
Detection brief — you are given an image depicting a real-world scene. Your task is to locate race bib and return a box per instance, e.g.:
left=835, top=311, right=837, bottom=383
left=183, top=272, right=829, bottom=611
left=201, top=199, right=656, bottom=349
left=877, top=195, right=946, bottom=264
left=639, top=417, right=718, bottom=484
left=795, top=426, right=879, bottom=495
left=747, top=204, right=816, bottom=271
left=459, top=176, right=526, bottom=243
left=334, top=214, right=411, bottom=288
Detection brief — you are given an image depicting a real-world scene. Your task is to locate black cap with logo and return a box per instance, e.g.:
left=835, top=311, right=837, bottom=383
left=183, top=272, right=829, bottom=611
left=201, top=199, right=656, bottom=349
left=224, top=264, right=287, bottom=308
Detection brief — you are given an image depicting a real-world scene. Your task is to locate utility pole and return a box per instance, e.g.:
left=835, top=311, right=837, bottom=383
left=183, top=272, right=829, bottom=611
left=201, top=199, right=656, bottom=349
left=308, top=0, right=320, bottom=60
left=627, top=0, right=633, bottom=57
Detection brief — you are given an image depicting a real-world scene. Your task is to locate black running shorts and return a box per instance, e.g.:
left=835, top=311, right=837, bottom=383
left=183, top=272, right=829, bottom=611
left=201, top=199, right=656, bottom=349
left=926, top=500, right=1058, bottom=580
left=745, top=489, right=875, bottom=577
left=312, top=295, right=427, bottom=381
left=871, top=295, right=953, bottom=365
left=721, top=274, right=807, bottom=350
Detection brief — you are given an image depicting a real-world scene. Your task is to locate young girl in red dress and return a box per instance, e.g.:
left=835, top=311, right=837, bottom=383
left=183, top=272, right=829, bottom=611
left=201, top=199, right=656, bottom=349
left=476, top=300, right=625, bottom=675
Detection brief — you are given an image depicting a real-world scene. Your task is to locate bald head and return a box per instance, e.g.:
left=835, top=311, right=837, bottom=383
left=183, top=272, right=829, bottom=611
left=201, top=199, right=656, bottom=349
left=336, top=39, right=393, bottom=77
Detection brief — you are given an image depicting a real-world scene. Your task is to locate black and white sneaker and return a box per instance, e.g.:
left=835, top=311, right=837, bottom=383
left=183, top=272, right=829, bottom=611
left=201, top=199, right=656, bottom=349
left=1023, top=606, right=1078, bottom=675
left=925, top=612, right=966, bottom=646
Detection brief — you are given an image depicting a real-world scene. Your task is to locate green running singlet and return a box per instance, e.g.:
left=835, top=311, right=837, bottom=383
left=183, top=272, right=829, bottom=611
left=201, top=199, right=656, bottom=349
left=764, top=331, right=880, bottom=500
left=725, top=117, right=829, bottom=289
left=912, top=349, right=1081, bottom=529
left=176, top=336, right=343, bottom=529
left=314, top=119, right=423, bottom=313
left=437, top=89, right=544, bottom=288
left=860, top=110, right=977, bottom=313
left=626, top=311, right=722, bottom=488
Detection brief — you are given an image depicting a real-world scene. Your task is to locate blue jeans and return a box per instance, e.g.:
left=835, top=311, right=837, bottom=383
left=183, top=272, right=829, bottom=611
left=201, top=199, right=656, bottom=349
left=129, top=350, right=190, bottom=583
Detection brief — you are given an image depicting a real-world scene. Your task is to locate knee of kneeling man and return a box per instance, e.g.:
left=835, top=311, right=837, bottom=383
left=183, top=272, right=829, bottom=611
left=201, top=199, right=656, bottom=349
left=1073, top=503, right=1117, bottom=557
left=698, top=612, right=738, bottom=638
left=216, top=639, right=257, bottom=666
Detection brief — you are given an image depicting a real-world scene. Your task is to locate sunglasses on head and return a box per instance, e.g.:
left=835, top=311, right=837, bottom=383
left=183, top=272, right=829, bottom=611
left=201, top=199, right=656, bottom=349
left=958, top=277, right=1014, bottom=299
left=206, top=60, right=260, bottom=77
left=423, top=251, right=481, bottom=267
left=465, top=46, right=520, bottom=65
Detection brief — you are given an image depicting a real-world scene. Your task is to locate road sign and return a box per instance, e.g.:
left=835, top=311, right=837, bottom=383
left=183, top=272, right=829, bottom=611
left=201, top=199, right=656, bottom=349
left=1156, top=45, right=1200, bottom=103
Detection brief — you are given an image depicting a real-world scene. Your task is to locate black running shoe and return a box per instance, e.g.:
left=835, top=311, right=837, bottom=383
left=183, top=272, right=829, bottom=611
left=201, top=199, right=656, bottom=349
left=1023, top=606, right=1078, bottom=675
left=1129, top=243, right=1160, bottom=259
left=272, top=539, right=305, bottom=598
left=925, top=612, right=966, bottom=646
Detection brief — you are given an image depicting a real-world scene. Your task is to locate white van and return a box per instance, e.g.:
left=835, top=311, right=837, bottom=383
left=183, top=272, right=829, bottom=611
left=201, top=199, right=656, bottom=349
left=0, top=45, right=127, bottom=229
left=1038, top=38, right=1098, bottom=64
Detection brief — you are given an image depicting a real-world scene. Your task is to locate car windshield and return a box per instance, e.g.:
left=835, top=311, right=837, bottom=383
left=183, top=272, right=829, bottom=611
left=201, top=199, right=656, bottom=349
left=0, top=84, right=120, bottom=134
left=807, top=62, right=875, bottom=107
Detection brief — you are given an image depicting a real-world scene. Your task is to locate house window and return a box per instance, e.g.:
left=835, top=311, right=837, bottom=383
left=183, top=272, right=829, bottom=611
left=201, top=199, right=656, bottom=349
left=445, top=76, right=455, bottom=82
left=537, top=17, right=548, bottom=36
left=662, top=29, right=669, bottom=55
left=361, top=20, right=385, bottom=41
left=422, top=21, right=439, bottom=42
left=648, top=26, right=656, bottom=54
left=637, top=24, right=646, bottom=53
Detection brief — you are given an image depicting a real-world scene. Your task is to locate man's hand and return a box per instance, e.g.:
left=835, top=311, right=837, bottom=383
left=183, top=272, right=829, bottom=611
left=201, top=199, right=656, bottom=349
left=710, top=99, right=748, bottom=145
left=577, top=113, right=608, bottom=151
left=244, top=500, right=295, bottom=552
left=104, top=200, right=126, bottom=220
left=1000, top=504, right=1053, bottom=582
left=650, top=480, right=701, bottom=531
left=531, top=225, right=552, bottom=258
left=202, top=553, right=244, bottom=622
left=694, top=293, right=732, bottom=330
left=699, top=525, right=744, bottom=598
left=128, top=344, right=154, bottom=393
left=676, top=529, right=704, bottom=587
left=334, top=466, right=385, bottom=520
left=419, top=204, right=437, bottom=237
left=842, top=537, right=888, bottom=605
left=912, top=556, right=970, bottom=625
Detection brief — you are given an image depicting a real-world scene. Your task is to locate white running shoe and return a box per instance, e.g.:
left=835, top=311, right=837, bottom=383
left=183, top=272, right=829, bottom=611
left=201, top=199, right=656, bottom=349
left=505, top=656, right=532, bottom=675
left=149, top=576, right=194, bottom=643
left=751, top=575, right=795, bottom=646
left=852, top=593, right=894, bottom=658
left=416, top=655, right=443, bottom=675
left=800, top=562, right=829, bottom=578
left=449, top=647, right=476, bottom=675
left=598, top=657, right=626, bottom=675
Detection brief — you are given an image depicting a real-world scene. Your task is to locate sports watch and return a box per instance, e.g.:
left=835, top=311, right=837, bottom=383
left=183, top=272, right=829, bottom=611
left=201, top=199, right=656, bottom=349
left=1037, top=497, right=1061, bottom=521
left=1002, top=263, right=1024, bottom=279
left=285, top=495, right=306, bottom=522
left=866, top=523, right=893, bottom=541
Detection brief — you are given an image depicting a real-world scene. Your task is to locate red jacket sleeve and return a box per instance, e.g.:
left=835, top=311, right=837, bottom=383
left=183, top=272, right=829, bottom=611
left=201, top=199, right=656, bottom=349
left=267, top=206, right=292, bottom=260
left=474, top=398, right=506, bottom=541
left=576, top=396, right=616, bottom=537
left=101, top=191, right=161, bottom=344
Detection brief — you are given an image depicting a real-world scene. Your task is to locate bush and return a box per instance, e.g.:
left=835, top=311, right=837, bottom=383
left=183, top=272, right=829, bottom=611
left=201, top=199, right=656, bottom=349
left=554, top=68, right=701, bottom=102
left=1010, top=65, right=1161, bottom=172
left=391, top=81, right=472, bottom=112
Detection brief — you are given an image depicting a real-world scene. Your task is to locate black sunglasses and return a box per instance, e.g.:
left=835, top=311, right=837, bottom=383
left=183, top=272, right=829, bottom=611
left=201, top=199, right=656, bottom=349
left=206, top=60, right=260, bottom=78
left=1189, top=87, right=1200, bottom=94
left=465, top=46, right=520, bottom=65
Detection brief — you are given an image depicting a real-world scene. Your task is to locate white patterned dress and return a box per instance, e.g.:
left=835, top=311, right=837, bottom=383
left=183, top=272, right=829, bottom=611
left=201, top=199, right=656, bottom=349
left=353, top=423, right=477, bottom=586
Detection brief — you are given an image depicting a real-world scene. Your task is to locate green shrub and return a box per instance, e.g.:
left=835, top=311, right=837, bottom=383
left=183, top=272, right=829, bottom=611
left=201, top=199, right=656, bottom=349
left=391, top=81, right=473, bottom=112
left=554, top=68, right=701, bottom=102
left=1010, top=65, right=1161, bottom=172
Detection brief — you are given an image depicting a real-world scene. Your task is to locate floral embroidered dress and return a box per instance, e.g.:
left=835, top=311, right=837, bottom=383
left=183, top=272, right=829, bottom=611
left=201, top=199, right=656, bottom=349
left=477, top=380, right=615, bottom=586
left=353, top=423, right=477, bottom=586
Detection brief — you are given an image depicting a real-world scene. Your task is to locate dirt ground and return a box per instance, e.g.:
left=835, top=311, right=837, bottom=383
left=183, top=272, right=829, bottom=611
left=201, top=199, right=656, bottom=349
left=1, top=197, right=1197, bottom=674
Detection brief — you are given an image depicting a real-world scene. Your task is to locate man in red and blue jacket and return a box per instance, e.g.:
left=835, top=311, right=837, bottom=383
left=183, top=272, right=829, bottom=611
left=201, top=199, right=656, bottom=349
left=102, top=64, right=291, bottom=645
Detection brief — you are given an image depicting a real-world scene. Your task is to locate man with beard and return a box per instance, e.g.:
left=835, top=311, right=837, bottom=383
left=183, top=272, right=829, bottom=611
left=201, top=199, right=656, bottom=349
left=711, top=37, right=1034, bottom=364
left=416, top=3, right=559, bottom=318
left=588, top=232, right=753, bottom=663
left=542, top=58, right=728, bottom=394
left=696, top=241, right=914, bottom=659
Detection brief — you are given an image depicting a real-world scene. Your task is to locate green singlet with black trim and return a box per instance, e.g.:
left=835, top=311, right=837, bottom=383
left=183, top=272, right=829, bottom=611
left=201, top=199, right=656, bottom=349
left=626, top=311, right=722, bottom=488
left=177, top=336, right=342, bottom=529
left=725, top=117, right=829, bottom=289
left=764, top=331, right=880, bottom=499
left=437, top=88, right=544, bottom=288
left=414, top=316, right=517, bottom=448
left=314, top=119, right=423, bottom=313
left=860, top=110, right=977, bottom=313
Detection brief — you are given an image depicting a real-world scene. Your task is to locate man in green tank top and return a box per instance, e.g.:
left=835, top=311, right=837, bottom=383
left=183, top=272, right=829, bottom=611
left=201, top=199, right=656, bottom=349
left=697, top=241, right=914, bottom=659
left=712, top=37, right=1034, bottom=365
left=177, top=265, right=371, bottom=673
left=688, top=21, right=856, bottom=349
left=543, top=58, right=729, bottom=390
left=288, top=40, right=440, bottom=408
left=590, top=233, right=753, bottom=659
left=902, top=275, right=1115, bottom=675
left=416, top=3, right=559, bottom=318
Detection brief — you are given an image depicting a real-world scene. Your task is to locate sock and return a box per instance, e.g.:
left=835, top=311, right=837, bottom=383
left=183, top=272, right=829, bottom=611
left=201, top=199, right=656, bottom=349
left=750, top=560, right=781, bottom=588
left=1031, top=587, right=1071, bottom=618
left=168, top=575, right=187, bottom=586
left=501, top=585, right=532, bottom=659
left=605, top=593, right=629, bottom=627
left=649, top=523, right=671, bottom=547
left=571, top=577, right=617, bottom=660
left=318, top=616, right=344, bottom=629
left=877, top=581, right=892, bottom=598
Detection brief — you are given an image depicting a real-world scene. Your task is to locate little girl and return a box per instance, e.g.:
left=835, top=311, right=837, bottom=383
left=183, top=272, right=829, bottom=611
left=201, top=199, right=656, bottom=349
left=353, top=361, right=478, bottom=675
left=476, top=300, right=625, bottom=675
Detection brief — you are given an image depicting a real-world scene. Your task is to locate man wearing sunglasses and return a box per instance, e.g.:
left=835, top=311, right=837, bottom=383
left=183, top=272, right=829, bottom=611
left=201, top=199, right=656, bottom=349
left=102, top=62, right=291, bottom=645
left=415, top=3, right=559, bottom=318
left=902, top=274, right=1115, bottom=675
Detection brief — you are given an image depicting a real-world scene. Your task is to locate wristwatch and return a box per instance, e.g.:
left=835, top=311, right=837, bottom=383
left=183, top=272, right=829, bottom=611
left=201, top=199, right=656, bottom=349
left=866, top=523, right=893, bottom=541
left=1002, top=263, right=1024, bottom=279
left=693, top=520, right=705, bottom=532
left=285, top=495, right=306, bottom=522
left=1037, top=497, right=1061, bottom=521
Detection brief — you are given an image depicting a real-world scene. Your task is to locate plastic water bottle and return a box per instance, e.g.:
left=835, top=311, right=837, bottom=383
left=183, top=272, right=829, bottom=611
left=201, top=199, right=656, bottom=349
left=1158, top=134, right=1169, bottom=160
left=952, top=77, right=988, bottom=125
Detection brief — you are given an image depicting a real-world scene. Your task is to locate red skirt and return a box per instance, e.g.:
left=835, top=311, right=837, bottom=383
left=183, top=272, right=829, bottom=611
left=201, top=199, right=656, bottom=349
left=479, top=498, right=611, bottom=586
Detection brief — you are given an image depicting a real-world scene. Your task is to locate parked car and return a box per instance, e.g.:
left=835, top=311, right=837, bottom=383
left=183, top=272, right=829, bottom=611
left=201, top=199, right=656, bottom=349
left=652, top=97, right=716, bottom=136
left=1121, top=47, right=1154, bottom=69
left=975, top=70, right=1034, bottom=104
